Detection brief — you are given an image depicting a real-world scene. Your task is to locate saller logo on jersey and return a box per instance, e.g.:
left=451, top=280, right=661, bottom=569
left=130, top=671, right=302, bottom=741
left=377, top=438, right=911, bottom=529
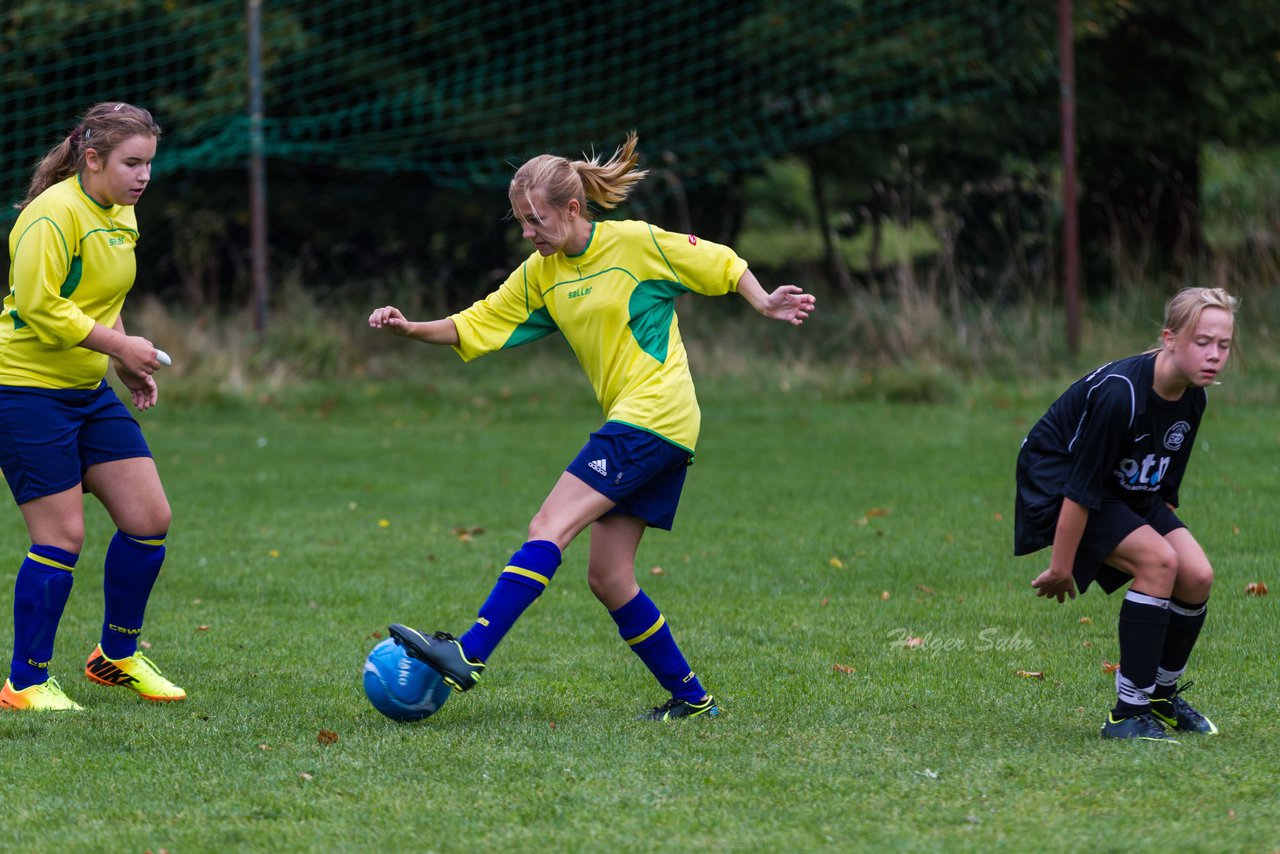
left=1164, top=421, right=1191, bottom=451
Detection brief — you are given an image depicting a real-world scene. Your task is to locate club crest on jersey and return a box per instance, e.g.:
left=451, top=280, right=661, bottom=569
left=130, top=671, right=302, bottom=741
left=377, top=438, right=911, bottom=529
left=1164, top=421, right=1191, bottom=451
left=688, top=235, right=697, bottom=245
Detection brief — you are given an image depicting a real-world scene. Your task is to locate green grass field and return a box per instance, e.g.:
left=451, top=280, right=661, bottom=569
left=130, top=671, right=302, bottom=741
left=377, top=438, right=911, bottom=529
left=1, top=356, right=1277, bottom=853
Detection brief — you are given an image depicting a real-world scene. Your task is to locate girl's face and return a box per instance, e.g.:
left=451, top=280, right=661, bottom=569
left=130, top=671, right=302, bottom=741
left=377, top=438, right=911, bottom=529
left=1166, top=306, right=1234, bottom=387
left=511, top=192, right=577, bottom=256
left=82, top=134, right=156, bottom=207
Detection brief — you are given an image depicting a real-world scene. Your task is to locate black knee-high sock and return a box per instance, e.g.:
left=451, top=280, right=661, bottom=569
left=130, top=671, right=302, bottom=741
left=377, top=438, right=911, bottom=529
left=1153, top=597, right=1207, bottom=699
left=1113, top=589, right=1171, bottom=718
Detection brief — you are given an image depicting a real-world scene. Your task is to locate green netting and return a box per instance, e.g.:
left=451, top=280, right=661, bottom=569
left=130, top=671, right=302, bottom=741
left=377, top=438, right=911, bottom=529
left=2, top=0, right=1047, bottom=223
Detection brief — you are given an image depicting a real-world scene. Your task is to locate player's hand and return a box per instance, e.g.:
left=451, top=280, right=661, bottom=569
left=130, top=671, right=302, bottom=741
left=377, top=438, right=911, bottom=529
left=115, top=334, right=165, bottom=376
left=1031, top=566, right=1077, bottom=603
left=114, top=363, right=159, bottom=411
left=368, top=305, right=413, bottom=336
left=760, top=285, right=816, bottom=326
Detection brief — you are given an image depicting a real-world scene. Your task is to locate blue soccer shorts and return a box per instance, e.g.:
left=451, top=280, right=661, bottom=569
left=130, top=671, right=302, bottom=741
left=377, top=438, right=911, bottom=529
left=0, top=381, right=152, bottom=505
left=565, top=421, right=693, bottom=531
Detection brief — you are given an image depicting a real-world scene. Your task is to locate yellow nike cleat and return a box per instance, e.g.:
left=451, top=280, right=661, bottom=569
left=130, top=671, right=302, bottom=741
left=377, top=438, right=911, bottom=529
left=0, top=677, right=84, bottom=711
left=84, top=645, right=186, bottom=701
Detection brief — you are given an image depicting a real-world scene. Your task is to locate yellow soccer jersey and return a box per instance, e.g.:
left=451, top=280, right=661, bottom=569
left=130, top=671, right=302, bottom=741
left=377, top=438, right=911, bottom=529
left=451, top=220, right=749, bottom=452
left=2, top=175, right=139, bottom=389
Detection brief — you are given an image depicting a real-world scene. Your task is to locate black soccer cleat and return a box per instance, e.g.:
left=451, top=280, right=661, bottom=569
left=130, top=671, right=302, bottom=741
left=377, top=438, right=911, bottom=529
left=639, top=694, right=720, bottom=721
left=1150, top=681, right=1218, bottom=735
left=388, top=624, right=485, bottom=692
left=1099, top=711, right=1179, bottom=743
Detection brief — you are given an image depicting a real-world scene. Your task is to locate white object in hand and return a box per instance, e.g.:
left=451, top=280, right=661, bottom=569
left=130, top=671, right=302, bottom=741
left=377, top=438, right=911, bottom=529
left=156, top=349, right=172, bottom=367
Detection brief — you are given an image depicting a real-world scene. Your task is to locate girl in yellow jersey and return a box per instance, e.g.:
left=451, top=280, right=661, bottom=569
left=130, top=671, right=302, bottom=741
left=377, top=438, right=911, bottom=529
left=371, top=133, right=815, bottom=719
left=0, top=103, right=185, bottom=711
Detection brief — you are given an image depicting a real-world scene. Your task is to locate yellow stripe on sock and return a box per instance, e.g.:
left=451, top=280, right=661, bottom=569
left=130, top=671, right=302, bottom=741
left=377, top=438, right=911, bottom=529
left=625, top=614, right=666, bottom=646
left=26, top=551, right=74, bottom=572
left=502, top=566, right=550, bottom=587
left=127, top=536, right=166, bottom=547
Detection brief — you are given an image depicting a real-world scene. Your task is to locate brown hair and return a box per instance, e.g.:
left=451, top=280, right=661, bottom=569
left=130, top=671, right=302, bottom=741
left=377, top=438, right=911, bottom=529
left=509, top=131, right=649, bottom=220
left=18, top=102, right=161, bottom=209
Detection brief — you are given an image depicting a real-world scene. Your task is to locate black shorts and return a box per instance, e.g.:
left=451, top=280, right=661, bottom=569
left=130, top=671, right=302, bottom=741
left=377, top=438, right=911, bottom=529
left=1073, top=497, right=1186, bottom=594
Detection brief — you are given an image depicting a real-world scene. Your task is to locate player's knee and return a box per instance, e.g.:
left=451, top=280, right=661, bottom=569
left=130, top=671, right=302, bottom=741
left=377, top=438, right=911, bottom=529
left=1133, top=542, right=1178, bottom=588
left=141, top=500, right=172, bottom=535
left=1178, top=558, right=1214, bottom=597
left=586, top=564, right=632, bottom=605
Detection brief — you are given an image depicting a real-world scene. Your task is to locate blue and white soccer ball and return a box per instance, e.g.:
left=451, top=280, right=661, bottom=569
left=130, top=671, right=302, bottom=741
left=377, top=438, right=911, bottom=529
left=362, top=637, right=451, bottom=722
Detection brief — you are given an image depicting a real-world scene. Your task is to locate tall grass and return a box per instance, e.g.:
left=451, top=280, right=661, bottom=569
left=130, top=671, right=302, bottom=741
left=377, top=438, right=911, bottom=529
left=128, top=270, right=1278, bottom=415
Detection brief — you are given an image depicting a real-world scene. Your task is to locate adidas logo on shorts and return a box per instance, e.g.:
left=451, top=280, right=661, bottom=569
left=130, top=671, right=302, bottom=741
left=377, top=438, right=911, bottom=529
left=588, top=458, right=608, bottom=477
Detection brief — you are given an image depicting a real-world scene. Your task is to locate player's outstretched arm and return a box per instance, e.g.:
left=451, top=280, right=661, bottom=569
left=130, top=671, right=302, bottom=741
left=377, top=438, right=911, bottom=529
left=735, top=269, right=816, bottom=326
left=368, top=306, right=460, bottom=346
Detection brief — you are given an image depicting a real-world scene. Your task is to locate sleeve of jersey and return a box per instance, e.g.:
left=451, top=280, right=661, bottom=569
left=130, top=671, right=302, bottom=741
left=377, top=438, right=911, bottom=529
left=648, top=225, right=749, bottom=296
left=449, top=262, right=559, bottom=362
left=1061, top=379, right=1134, bottom=509
left=10, top=214, right=96, bottom=349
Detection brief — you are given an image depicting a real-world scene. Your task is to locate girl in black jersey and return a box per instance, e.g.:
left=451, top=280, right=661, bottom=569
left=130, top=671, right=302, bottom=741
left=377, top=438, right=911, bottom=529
left=1015, top=287, right=1237, bottom=742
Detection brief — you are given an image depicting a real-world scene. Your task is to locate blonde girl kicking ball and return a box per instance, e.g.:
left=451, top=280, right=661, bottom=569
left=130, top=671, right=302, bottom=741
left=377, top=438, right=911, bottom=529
left=369, top=132, right=815, bottom=720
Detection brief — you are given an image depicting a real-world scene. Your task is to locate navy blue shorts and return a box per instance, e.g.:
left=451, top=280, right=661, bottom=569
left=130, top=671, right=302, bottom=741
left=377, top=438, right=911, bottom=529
left=0, top=382, right=152, bottom=505
left=565, top=422, right=693, bottom=531
left=1074, top=497, right=1186, bottom=594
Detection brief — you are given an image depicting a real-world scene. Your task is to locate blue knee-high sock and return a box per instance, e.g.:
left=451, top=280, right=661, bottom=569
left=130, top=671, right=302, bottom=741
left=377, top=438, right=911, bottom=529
left=10, top=545, right=78, bottom=690
left=610, top=589, right=706, bottom=702
left=458, top=540, right=561, bottom=663
left=100, top=530, right=167, bottom=660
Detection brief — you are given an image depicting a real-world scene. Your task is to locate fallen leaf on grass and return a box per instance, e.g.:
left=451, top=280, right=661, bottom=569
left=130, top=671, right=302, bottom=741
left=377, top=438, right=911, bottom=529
left=258, top=744, right=272, bottom=751
left=1102, top=660, right=1121, bottom=674
left=650, top=566, right=665, bottom=576
left=828, top=557, right=845, bottom=569
left=904, top=636, right=924, bottom=649
left=820, top=597, right=829, bottom=607
left=366, top=630, right=383, bottom=640
left=832, top=663, right=856, bottom=674
left=1016, top=670, right=1044, bottom=679
left=915, top=584, right=936, bottom=595
left=318, top=730, right=338, bottom=745
left=915, top=768, right=939, bottom=779
left=1245, top=582, right=1269, bottom=596
left=993, top=512, right=1004, bottom=521
left=1078, top=616, right=1092, bottom=624
left=880, top=591, right=891, bottom=601
left=300, top=772, right=314, bottom=781
left=197, top=625, right=211, bottom=631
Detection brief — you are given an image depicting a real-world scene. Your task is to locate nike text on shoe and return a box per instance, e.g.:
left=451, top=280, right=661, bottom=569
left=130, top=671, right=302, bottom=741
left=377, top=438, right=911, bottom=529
left=388, top=624, right=485, bottom=692
left=0, top=677, right=83, bottom=711
left=1150, top=682, right=1218, bottom=734
left=1099, top=712, right=1178, bottom=743
left=84, top=644, right=186, bottom=701
left=639, top=695, right=719, bottom=721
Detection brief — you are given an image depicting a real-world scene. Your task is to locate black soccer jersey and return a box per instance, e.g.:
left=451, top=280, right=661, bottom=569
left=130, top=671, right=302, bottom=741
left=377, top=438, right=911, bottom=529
left=1014, top=352, right=1206, bottom=555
